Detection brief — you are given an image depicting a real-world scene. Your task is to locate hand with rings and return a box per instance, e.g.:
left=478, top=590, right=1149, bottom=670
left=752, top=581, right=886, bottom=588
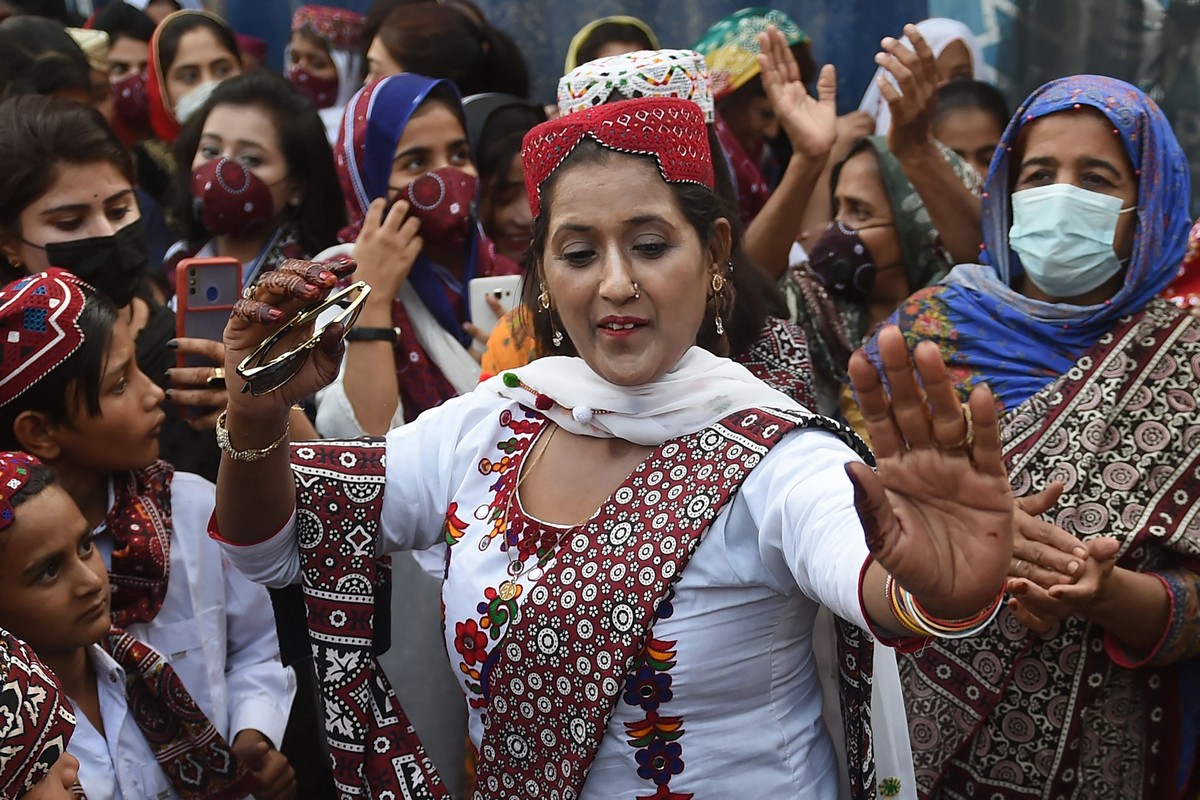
left=845, top=325, right=1014, bottom=620
left=224, top=257, right=358, bottom=415
left=166, top=337, right=230, bottom=431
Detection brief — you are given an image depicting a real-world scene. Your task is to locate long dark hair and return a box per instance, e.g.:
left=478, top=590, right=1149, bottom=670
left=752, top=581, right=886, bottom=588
left=0, top=286, right=119, bottom=448
left=0, top=96, right=134, bottom=282
left=522, top=140, right=772, bottom=360
left=171, top=71, right=346, bottom=255
left=373, top=3, right=529, bottom=97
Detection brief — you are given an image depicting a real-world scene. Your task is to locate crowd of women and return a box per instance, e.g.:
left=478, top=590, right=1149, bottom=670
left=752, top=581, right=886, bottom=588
left=0, top=2, right=1198, bottom=800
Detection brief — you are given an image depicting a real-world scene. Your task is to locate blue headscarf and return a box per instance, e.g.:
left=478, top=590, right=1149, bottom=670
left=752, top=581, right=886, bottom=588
left=336, top=73, right=482, bottom=346
left=864, top=75, right=1192, bottom=409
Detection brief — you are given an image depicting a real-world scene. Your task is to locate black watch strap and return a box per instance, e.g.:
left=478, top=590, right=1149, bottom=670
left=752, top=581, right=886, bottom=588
left=344, top=326, right=400, bottom=343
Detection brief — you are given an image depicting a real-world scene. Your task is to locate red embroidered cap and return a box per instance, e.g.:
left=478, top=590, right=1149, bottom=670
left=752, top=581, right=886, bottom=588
left=0, top=626, right=76, bottom=799
left=521, top=96, right=714, bottom=217
left=292, top=4, right=365, bottom=52
left=0, top=451, right=41, bottom=532
left=0, top=269, right=87, bottom=409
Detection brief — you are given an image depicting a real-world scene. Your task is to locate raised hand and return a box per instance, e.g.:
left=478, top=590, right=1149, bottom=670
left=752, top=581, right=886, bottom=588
left=874, top=23, right=940, bottom=159
left=757, top=24, right=837, bottom=163
left=353, top=197, right=423, bottom=300
left=223, top=257, right=357, bottom=416
left=847, top=325, right=1013, bottom=619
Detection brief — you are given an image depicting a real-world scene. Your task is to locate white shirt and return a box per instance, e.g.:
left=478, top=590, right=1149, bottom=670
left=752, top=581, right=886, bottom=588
left=96, top=471, right=295, bottom=748
left=223, top=389, right=912, bottom=799
left=69, top=646, right=178, bottom=800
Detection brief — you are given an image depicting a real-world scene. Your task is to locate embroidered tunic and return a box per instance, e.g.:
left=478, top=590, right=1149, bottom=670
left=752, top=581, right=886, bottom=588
left=223, top=390, right=884, bottom=799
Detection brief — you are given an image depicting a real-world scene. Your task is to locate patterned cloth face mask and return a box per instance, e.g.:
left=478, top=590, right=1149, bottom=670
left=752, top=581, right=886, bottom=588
left=190, top=157, right=276, bottom=237
left=113, top=71, right=150, bottom=131
left=806, top=220, right=896, bottom=303
left=288, top=63, right=339, bottom=109
left=391, top=166, right=478, bottom=251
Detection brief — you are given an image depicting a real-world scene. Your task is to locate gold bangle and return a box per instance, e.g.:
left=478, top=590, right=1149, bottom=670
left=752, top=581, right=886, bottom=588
left=215, top=410, right=289, bottom=462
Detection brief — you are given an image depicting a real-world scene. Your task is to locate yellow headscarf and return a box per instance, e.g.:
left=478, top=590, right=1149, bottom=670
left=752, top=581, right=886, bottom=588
left=563, top=15, right=660, bottom=73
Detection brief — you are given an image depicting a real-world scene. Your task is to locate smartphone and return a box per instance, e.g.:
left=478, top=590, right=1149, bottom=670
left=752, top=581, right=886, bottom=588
left=468, top=275, right=523, bottom=337
left=175, top=257, right=242, bottom=369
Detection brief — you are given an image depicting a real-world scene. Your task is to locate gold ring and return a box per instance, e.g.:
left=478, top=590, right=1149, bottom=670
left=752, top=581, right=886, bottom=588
left=939, top=405, right=974, bottom=451
left=207, top=367, right=226, bottom=388
left=242, top=284, right=257, bottom=301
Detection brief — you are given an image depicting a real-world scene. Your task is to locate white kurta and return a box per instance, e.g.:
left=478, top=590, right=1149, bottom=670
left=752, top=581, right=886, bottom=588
left=96, top=471, right=295, bottom=749
left=223, top=389, right=912, bottom=799
left=70, top=645, right=179, bottom=800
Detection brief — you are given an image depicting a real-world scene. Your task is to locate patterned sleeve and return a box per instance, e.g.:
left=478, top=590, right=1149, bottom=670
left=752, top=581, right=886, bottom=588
left=1106, top=566, right=1200, bottom=668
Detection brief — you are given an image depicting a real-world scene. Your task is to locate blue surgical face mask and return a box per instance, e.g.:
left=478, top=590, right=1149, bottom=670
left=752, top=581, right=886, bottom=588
left=1008, top=183, right=1138, bottom=299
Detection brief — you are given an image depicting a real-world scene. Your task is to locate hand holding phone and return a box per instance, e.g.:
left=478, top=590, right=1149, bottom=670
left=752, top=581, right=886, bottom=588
left=468, top=275, right=522, bottom=338
left=172, top=257, right=242, bottom=423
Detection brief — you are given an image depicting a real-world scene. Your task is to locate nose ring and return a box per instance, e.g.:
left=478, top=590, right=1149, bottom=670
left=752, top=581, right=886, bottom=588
left=632, top=282, right=641, bottom=300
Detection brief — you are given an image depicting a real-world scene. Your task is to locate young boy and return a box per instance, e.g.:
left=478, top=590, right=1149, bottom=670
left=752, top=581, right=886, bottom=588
left=0, top=271, right=296, bottom=799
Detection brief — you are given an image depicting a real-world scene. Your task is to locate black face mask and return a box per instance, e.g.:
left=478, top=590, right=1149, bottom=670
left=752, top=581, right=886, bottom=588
left=41, top=219, right=148, bottom=308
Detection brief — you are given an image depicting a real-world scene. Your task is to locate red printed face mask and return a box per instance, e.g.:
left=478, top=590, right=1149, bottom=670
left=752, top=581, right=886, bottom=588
left=392, top=167, right=478, bottom=250
left=190, top=158, right=275, bottom=237
left=288, top=64, right=339, bottom=110
left=113, top=71, right=150, bottom=131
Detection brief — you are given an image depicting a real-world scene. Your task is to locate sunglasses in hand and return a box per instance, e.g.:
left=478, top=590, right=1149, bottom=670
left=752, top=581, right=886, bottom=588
left=236, top=281, right=372, bottom=396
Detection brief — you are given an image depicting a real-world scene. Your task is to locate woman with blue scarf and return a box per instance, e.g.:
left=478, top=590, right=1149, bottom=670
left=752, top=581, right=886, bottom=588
left=862, top=75, right=1200, bottom=798
left=315, top=73, right=520, bottom=438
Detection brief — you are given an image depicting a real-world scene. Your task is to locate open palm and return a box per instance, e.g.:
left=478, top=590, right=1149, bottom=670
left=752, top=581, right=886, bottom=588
left=847, top=328, right=1013, bottom=618
left=757, top=25, right=837, bottom=162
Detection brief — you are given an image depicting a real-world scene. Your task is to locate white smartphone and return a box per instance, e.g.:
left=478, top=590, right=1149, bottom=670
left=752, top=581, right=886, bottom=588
left=468, top=275, right=523, bottom=337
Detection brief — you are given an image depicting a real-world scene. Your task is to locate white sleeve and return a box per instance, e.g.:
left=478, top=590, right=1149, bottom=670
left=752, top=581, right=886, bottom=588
left=174, top=474, right=294, bottom=746
left=314, top=345, right=406, bottom=438
left=377, top=391, right=500, bottom=552
left=738, top=429, right=872, bottom=630
left=214, top=511, right=302, bottom=589
left=219, top=547, right=296, bottom=747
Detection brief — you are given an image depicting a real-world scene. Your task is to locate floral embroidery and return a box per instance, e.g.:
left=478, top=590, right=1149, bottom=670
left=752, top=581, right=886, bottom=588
left=449, top=409, right=544, bottom=710
left=443, top=502, right=469, bottom=545
left=879, top=776, right=902, bottom=797
left=623, top=591, right=692, bottom=799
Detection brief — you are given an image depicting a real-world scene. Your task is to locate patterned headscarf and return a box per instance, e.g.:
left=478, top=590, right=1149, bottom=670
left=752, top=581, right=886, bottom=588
left=865, top=75, right=1193, bottom=410
left=0, top=270, right=87, bottom=408
left=692, top=7, right=808, bottom=99
left=0, top=627, right=76, bottom=799
left=336, top=74, right=515, bottom=345
left=522, top=97, right=714, bottom=217
left=557, top=49, right=714, bottom=122
left=335, top=74, right=464, bottom=240
left=563, top=15, right=660, bottom=73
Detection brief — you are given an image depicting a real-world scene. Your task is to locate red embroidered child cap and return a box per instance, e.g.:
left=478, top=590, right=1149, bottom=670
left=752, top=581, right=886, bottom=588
left=0, top=626, right=76, bottom=799
left=0, top=451, right=41, bottom=531
left=0, top=269, right=88, bottom=409
left=292, top=4, right=365, bottom=51
left=521, top=96, right=715, bottom=218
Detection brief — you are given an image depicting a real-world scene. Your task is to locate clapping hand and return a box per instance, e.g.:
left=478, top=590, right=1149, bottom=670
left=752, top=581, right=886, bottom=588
left=757, top=24, right=837, bottom=164
left=847, top=326, right=1013, bottom=619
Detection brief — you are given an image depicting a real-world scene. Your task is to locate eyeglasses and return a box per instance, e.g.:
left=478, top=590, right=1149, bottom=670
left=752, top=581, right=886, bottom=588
left=235, top=281, right=371, bottom=396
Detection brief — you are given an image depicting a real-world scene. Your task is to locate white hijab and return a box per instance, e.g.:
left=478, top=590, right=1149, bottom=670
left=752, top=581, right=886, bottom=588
left=858, top=18, right=989, bottom=137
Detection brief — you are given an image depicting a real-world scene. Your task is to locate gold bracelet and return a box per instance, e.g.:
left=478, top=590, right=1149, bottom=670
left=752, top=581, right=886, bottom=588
left=215, top=410, right=289, bottom=462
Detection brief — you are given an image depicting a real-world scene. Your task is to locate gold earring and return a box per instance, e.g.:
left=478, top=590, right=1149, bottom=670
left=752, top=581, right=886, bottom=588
left=711, top=273, right=726, bottom=293
left=538, top=284, right=552, bottom=311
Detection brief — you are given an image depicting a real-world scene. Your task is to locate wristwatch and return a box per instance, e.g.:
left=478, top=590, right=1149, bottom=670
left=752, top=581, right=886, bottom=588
left=344, top=326, right=401, bottom=343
